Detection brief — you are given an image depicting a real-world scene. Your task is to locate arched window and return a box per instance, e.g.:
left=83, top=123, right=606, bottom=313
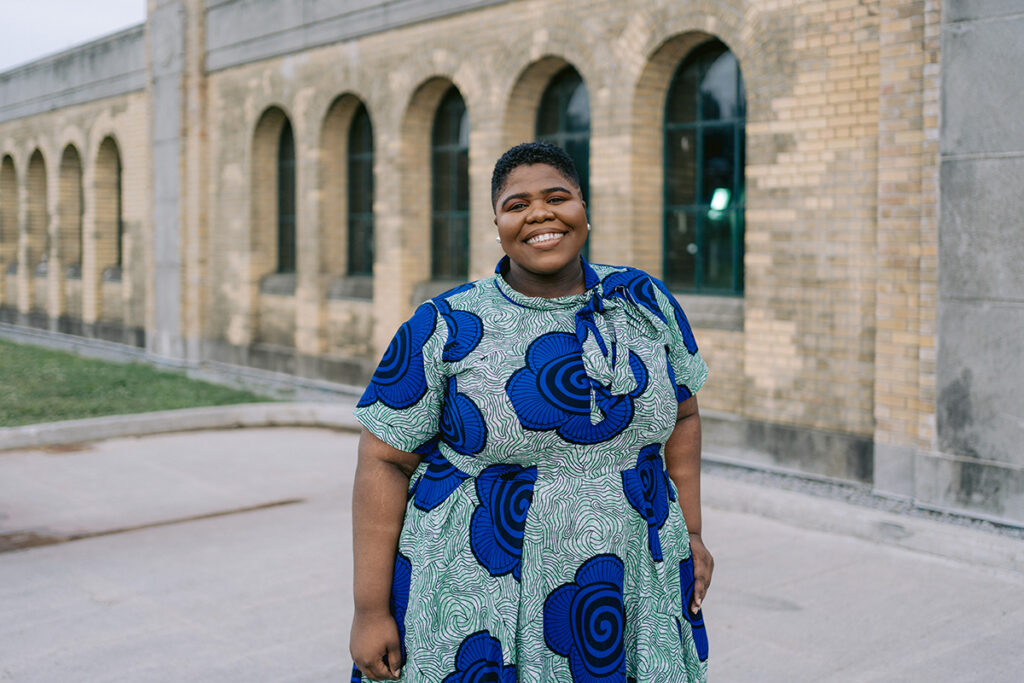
left=664, top=40, right=745, bottom=294
left=96, top=137, right=124, bottom=280
left=58, top=145, right=84, bottom=276
left=537, top=66, right=590, bottom=257
left=431, top=87, right=469, bottom=280
left=347, top=104, right=374, bottom=277
left=0, top=156, right=16, bottom=275
left=277, top=120, right=297, bottom=273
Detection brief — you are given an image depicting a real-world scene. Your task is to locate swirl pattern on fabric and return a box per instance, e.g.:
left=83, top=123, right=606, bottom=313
left=470, top=464, right=537, bottom=581
left=390, top=551, right=412, bottom=661
left=665, top=350, right=694, bottom=403
left=621, top=444, right=676, bottom=562
left=435, top=296, right=484, bottom=363
left=649, top=276, right=699, bottom=355
left=440, top=376, right=487, bottom=456
left=506, top=332, right=648, bottom=444
left=680, top=555, right=709, bottom=661
left=411, top=438, right=469, bottom=512
left=441, top=630, right=518, bottom=683
left=544, top=554, right=627, bottom=682
left=601, top=268, right=667, bottom=325
left=357, top=303, right=436, bottom=409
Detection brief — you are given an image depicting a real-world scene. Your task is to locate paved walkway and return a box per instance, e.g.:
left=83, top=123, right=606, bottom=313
left=1, top=427, right=1022, bottom=682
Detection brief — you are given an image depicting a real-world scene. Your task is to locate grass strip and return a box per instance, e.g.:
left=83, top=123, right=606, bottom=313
left=0, top=338, right=269, bottom=427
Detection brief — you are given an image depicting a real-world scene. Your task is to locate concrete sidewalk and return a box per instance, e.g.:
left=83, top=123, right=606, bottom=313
left=1, top=427, right=1022, bottom=682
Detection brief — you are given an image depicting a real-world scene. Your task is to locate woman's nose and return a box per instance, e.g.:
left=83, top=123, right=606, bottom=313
left=526, top=202, right=554, bottom=222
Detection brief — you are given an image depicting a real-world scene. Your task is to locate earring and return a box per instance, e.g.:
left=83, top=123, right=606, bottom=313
left=496, top=235, right=501, bottom=243
left=587, top=223, right=591, bottom=231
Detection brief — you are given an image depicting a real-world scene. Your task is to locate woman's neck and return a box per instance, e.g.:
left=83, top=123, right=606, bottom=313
left=503, top=258, right=586, bottom=299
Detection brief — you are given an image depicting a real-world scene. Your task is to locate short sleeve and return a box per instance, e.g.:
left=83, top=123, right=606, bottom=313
left=649, top=276, right=709, bottom=402
left=354, top=302, right=448, bottom=452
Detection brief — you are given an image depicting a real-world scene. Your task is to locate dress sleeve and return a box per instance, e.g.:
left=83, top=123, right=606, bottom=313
left=648, top=276, right=709, bottom=402
left=353, top=302, right=448, bottom=452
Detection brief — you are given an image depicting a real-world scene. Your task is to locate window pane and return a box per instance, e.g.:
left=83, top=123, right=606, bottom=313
left=277, top=121, right=296, bottom=273
left=664, top=209, right=697, bottom=290
left=700, top=51, right=740, bottom=121
left=702, top=211, right=734, bottom=291
left=701, top=125, right=735, bottom=205
left=456, top=149, right=470, bottom=209
left=666, top=64, right=699, bottom=125
left=566, top=82, right=590, bottom=133
left=665, top=128, right=697, bottom=207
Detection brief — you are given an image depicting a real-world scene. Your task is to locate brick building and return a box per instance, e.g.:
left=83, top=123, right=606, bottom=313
left=1, top=0, right=1021, bottom=525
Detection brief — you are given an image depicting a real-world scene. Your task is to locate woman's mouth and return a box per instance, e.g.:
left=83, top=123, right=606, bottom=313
left=526, top=231, right=564, bottom=245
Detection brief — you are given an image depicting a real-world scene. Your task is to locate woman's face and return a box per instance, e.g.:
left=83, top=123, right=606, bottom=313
left=493, top=163, right=588, bottom=279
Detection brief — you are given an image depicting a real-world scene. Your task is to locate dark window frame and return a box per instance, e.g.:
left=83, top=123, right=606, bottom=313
left=663, top=40, right=746, bottom=296
left=536, top=66, right=590, bottom=259
left=430, top=87, right=470, bottom=281
left=347, top=104, right=375, bottom=277
left=277, top=120, right=297, bottom=274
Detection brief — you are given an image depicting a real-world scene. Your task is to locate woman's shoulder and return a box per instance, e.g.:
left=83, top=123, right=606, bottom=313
left=590, top=262, right=667, bottom=290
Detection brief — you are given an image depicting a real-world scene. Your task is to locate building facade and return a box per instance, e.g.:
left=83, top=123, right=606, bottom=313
left=1, top=0, right=1021, bottom=525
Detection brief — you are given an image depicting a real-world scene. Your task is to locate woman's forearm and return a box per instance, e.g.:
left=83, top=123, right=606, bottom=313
left=664, top=396, right=703, bottom=535
left=351, top=429, right=419, bottom=615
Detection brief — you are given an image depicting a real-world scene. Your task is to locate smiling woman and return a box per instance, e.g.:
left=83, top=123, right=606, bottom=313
left=349, top=142, right=712, bottom=682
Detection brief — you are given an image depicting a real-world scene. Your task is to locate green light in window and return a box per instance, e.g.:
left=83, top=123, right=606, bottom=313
left=710, top=187, right=731, bottom=211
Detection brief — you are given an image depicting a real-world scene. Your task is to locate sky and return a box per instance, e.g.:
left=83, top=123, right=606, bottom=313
left=0, top=0, right=147, bottom=73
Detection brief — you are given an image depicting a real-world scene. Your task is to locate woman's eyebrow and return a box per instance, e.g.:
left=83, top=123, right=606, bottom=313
left=501, top=186, right=573, bottom=208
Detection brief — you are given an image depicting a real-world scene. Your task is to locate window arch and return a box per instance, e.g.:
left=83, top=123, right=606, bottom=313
left=664, top=40, right=745, bottom=294
left=431, top=86, right=469, bottom=281
left=537, top=66, right=590, bottom=257
left=347, top=103, right=374, bottom=277
left=0, top=155, right=16, bottom=276
left=59, top=145, right=84, bottom=277
left=277, top=120, right=297, bottom=273
left=96, top=137, right=124, bottom=280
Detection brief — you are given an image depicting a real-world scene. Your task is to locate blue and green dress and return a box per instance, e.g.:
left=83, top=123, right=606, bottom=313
left=352, top=258, right=709, bottom=682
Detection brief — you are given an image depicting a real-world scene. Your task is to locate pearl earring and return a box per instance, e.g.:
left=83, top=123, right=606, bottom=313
left=496, top=235, right=501, bottom=243
left=587, top=223, right=591, bottom=231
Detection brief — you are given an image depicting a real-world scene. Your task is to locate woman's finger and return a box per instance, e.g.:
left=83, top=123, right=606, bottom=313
left=386, top=640, right=403, bottom=679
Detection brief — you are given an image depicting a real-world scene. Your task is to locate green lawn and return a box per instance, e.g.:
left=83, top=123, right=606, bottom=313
left=0, top=338, right=270, bottom=427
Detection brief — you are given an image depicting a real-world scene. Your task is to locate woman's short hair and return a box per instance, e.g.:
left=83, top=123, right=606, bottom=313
left=491, top=141, right=580, bottom=208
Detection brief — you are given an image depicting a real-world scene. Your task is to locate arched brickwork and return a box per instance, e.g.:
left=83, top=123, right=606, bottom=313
left=25, top=150, right=48, bottom=320
left=396, top=77, right=462, bottom=299
left=57, top=144, right=83, bottom=321
left=0, top=155, right=17, bottom=313
left=250, top=105, right=297, bottom=347
left=93, top=136, right=123, bottom=325
left=319, top=93, right=366, bottom=283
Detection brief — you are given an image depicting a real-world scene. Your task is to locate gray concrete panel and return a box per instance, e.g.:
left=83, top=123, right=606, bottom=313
left=204, top=0, right=510, bottom=73
left=939, top=157, right=1024, bottom=301
left=0, top=27, right=145, bottom=124
left=937, top=300, right=1024, bottom=467
left=914, top=450, right=1024, bottom=524
left=941, top=15, right=1024, bottom=156
left=148, top=4, right=187, bottom=360
left=944, top=0, right=1024, bottom=22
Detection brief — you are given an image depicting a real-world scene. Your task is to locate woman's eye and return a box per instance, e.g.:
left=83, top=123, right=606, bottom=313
left=549, top=196, right=565, bottom=204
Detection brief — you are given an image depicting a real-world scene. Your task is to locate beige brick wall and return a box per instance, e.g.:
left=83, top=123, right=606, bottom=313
left=1, top=0, right=943, bottom=475
left=0, top=91, right=150, bottom=330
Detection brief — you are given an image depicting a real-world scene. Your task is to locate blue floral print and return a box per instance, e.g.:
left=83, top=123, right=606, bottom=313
left=470, top=464, right=537, bottom=581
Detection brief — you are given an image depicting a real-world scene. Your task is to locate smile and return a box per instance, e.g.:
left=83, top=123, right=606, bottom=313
left=526, top=232, right=564, bottom=245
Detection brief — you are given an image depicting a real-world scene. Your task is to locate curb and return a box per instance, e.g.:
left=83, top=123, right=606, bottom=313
left=0, top=402, right=362, bottom=452
left=2, top=404, right=1021, bottom=575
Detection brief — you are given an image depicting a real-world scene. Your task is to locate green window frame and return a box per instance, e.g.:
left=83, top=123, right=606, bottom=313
left=664, top=40, right=746, bottom=295
left=431, top=87, right=469, bottom=281
left=347, top=104, right=374, bottom=277
left=536, top=66, right=590, bottom=258
left=277, top=120, right=297, bottom=274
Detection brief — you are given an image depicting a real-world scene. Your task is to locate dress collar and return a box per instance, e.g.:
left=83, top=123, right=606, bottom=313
left=492, top=256, right=601, bottom=310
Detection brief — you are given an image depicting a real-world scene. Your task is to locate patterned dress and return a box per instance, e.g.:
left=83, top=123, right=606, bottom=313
left=352, top=258, right=709, bottom=682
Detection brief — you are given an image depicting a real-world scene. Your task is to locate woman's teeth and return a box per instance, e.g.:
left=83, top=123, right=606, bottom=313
left=527, top=232, right=563, bottom=245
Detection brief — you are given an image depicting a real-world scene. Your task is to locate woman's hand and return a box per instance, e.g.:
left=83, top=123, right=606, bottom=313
left=350, top=609, right=403, bottom=680
left=688, top=531, right=714, bottom=614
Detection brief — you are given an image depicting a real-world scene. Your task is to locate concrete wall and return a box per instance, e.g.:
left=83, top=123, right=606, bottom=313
left=204, top=0, right=511, bottom=72
left=0, top=26, right=146, bottom=123
left=935, top=0, right=1024, bottom=521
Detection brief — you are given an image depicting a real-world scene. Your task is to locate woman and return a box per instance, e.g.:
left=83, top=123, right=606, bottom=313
left=350, top=142, right=713, bottom=682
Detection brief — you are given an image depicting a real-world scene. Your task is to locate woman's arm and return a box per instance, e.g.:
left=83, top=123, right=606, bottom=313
left=664, top=395, right=714, bottom=614
left=350, top=428, right=421, bottom=680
